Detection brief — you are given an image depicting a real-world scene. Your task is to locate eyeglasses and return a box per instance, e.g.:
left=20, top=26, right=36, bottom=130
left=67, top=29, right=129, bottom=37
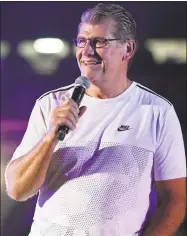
left=73, top=37, right=121, bottom=48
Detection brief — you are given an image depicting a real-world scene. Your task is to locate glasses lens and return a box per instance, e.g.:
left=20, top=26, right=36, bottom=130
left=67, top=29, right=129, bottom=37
left=93, top=39, right=106, bottom=48
left=74, top=38, right=107, bottom=48
left=75, top=38, right=86, bottom=48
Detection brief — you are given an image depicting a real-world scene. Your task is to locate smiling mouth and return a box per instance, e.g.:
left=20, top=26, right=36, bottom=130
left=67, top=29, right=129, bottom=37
left=81, top=61, right=102, bottom=65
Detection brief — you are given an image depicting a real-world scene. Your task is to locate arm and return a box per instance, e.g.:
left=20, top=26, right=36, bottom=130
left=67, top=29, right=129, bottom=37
left=142, top=105, right=186, bottom=235
left=5, top=98, right=86, bottom=201
left=142, top=177, right=186, bottom=236
left=6, top=133, right=57, bottom=201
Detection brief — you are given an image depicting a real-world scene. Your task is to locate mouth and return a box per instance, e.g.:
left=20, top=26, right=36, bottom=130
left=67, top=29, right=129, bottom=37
left=81, top=60, right=102, bottom=66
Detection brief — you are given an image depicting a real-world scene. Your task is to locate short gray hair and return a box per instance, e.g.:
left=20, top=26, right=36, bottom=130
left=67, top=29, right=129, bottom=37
left=78, top=3, right=137, bottom=44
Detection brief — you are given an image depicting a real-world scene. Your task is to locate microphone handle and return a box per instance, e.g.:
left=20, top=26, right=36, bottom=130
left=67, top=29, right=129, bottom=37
left=57, top=86, right=86, bottom=141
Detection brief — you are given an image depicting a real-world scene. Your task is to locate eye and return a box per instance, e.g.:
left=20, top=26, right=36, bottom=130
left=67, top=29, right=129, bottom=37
left=77, top=38, right=86, bottom=47
left=77, top=38, right=85, bottom=43
left=94, top=38, right=106, bottom=47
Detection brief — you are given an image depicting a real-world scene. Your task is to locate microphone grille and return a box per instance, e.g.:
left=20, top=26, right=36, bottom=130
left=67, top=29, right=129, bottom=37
left=75, top=76, right=91, bottom=89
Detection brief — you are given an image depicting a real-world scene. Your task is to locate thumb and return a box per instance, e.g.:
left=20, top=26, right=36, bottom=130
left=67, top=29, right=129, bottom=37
left=78, top=106, right=87, bottom=118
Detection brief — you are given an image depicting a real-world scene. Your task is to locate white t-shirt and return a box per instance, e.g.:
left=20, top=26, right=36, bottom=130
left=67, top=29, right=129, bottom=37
left=9, top=81, right=186, bottom=236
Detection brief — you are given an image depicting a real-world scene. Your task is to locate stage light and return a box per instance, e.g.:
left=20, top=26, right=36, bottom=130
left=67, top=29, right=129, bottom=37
left=17, top=39, right=70, bottom=75
left=33, top=38, right=64, bottom=54
left=145, top=39, right=186, bottom=64
left=0, top=41, right=11, bottom=59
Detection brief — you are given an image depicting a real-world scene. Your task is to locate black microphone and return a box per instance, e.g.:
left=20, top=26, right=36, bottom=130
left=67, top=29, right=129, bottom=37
left=57, top=76, right=91, bottom=141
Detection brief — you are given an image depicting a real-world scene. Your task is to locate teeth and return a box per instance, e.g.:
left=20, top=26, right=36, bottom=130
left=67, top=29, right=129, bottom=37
left=83, top=61, right=98, bottom=65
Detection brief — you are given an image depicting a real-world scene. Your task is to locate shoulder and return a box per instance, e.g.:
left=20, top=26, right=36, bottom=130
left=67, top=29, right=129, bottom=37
left=37, top=84, right=74, bottom=102
left=134, top=82, right=172, bottom=110
left=35, top=84, right=75, bottom=113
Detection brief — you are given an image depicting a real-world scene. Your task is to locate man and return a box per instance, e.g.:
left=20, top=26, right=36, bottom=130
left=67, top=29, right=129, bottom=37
left=5, top=3, right=186, bottom=236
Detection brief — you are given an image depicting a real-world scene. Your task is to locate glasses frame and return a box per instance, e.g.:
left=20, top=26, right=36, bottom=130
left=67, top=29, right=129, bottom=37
left=73, top=37, right=121, bottom=48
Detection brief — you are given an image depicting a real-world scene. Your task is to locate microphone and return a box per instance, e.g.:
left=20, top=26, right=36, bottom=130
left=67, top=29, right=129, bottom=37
left=57, top=76, right=91, bottom=141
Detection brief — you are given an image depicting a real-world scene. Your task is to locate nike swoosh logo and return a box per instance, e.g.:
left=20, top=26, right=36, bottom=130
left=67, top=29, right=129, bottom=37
left=117, top=125, right=131, bottom=131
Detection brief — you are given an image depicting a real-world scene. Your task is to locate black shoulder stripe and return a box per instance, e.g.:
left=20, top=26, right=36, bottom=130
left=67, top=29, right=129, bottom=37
left=38, top=84, right=74, bottom=100
left=136, top=84, right=172, bottom=106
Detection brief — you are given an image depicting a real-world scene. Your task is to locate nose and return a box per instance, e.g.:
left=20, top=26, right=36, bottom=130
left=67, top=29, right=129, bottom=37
left=82, top=40, right=95, bottom=56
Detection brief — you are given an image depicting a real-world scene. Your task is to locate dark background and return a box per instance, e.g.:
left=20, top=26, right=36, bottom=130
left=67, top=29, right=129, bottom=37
left=1, top=2, right=186, bottom=236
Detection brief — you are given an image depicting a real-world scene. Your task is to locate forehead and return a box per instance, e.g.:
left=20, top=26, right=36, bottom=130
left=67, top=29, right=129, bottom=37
left=78, top=20, right=116, bottom=38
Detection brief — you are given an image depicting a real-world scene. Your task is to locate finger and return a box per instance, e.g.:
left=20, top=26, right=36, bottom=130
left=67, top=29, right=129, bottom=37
left=70, top=99, right=79, bottom=110
left=78, top=106, right=87, bottom=118
left=56, top=116, right=76, bottom=131
left=69, top=106, right=79, bottom=122
left=58, top=103, right=79, bottom=122
left=63, top=119, right=76, bottom=130
left=57, top=112, right=77, bottom=128
left=65, top=98, right=79, bottom=109
left=58, top=98, right=79, bottom=111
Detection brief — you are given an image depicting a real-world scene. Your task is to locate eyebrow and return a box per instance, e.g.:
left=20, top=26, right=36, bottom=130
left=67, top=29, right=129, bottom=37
left=77, top=36, right=106, bottom=39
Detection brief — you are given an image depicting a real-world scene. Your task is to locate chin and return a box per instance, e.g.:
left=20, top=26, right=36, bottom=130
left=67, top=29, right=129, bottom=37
left=82, top=73, right=99, bottom=85
left=88, top=77, right=103, bottom=88
left=81, top=69, right=99, bottom=80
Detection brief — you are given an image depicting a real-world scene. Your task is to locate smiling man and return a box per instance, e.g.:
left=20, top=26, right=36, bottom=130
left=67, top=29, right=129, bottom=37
left=5, top=3, right=186, bottom=236
left=76, top=10, right=135, bottom=99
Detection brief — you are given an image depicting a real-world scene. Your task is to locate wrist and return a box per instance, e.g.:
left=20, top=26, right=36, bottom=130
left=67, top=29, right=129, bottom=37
left=43, top=131, right=58, bottom=147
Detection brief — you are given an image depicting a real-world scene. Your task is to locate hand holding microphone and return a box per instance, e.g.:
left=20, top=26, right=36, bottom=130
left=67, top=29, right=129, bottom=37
left=48, top=76, right=90, bottom=141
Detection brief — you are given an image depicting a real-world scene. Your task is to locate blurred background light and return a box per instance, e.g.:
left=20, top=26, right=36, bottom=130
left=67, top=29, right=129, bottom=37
left=0, top=41, right=11, bottom=59
left=33, top=38, right=64, bottom=54
left=17, top=39, right=70, bottom=75
left=145, top=39, right=186, bottom=64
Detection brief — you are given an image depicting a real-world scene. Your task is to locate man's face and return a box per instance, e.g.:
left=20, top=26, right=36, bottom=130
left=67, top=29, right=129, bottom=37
left=76, top=20, right=125, bottom=85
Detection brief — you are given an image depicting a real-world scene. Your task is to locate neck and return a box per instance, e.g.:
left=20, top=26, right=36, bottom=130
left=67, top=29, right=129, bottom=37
left=86, top=77, right=131, bottom=99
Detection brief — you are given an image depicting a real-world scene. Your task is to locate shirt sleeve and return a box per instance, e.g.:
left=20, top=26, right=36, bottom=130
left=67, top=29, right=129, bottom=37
left=11, top=99, right=47, bottom=161
left=154, top=105, right=186, bottom=181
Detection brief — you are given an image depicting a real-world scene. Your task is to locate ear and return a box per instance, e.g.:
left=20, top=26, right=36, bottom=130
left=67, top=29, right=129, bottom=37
left=122, top=40, right=136, bottom=61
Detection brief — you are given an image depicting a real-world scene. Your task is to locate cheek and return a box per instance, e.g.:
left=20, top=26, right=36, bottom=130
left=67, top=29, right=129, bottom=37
left=76, top=53, right=81, bottom=68
left=103, top=53, right=118, bottom=68
left=104, top=49, right=122, bottom=68
left=76, top=52, right=79, bottom=61
left=76, top=49, right=82, bottom=60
